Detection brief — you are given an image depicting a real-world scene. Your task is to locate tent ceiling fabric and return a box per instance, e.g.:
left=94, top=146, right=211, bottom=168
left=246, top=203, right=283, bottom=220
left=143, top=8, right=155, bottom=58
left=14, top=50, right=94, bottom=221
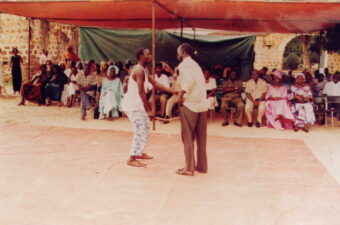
left=0, top=0, right=339, bottom=33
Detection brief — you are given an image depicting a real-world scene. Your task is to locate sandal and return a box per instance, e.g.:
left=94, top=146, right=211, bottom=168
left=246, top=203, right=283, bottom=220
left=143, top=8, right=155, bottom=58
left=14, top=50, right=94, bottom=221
left=136, top=153, right=154, bottom=160
left=175, top=168, right=194, bottom=176
left=127, top=159, right=146, bottom=167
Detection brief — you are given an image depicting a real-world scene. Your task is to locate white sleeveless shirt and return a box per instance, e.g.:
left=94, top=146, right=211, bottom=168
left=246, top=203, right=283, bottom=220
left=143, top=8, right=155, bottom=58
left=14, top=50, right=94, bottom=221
left=122, top=64, right=150, bottom=112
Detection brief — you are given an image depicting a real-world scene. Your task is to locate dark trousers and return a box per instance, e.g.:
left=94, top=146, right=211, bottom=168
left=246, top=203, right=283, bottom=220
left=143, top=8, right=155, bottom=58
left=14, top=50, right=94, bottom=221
left=180, top=106, right=208, bottom=172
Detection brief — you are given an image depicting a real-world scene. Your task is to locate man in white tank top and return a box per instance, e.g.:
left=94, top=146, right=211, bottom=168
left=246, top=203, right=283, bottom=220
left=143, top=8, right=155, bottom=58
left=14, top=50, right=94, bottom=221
left=122, top=48, right=176, bottom=167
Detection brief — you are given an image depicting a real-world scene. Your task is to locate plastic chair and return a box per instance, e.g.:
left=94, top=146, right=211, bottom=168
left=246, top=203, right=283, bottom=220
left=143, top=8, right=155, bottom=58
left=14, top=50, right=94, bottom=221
left=324, top=96, right=340, bottom=125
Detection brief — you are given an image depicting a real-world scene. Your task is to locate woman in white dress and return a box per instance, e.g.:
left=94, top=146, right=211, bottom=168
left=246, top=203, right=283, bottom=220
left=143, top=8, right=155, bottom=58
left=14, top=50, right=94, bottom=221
left=61, top=66, right=81, bottom=107
left=98, top=65, right=124, bottom=119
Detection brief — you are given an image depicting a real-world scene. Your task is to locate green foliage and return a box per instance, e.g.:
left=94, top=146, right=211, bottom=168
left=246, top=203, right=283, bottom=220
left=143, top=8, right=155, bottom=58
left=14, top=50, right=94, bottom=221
left=284, top=38, right=302, bottom=58
left=283, top=53, right=301, bottom=70
left=309, top=24, right=340, bottom=54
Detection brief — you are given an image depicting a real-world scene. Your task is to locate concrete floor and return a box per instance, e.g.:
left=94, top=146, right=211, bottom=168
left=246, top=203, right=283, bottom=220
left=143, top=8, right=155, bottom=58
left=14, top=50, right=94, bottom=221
left=0, top=97, right=340, bottom=225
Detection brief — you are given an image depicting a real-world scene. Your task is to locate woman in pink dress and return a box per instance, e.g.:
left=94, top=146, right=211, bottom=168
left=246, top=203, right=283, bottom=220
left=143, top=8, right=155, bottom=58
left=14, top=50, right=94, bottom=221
left=265, top=71, right=295, bottom=130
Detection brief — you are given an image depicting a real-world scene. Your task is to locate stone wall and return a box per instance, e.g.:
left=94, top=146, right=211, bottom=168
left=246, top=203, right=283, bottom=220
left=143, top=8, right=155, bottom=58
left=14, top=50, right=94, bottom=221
left=0, top=13, right=29, bottom=82
left=0, top=13, right=79, bottom=83
left=328, top=53, right=340, bottom=74
left=253, top=33, right=296, bottom=71
left=29, top=19, right=80, bottom=78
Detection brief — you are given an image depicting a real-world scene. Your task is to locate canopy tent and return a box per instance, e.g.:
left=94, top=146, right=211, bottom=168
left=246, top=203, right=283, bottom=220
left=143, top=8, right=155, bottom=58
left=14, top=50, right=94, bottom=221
left=0, top=0, right=340, bottom=33
left=79, top=27, right=255, bottom=80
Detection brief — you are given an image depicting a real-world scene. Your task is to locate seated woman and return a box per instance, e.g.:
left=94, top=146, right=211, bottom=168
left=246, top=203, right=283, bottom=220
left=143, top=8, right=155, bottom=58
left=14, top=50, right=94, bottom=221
left=98, top=65, right=123, bottom=120
left=18, top=64, right=48, bottom=106
left=204, top=69, right=218, bottom=110
left=61, top=65, right=81, bottom=107
left=290, top=73, right=316, bottom=132
left=44, top=64, right=68, bottom=106
left=265, top=71, right=295, bottom=130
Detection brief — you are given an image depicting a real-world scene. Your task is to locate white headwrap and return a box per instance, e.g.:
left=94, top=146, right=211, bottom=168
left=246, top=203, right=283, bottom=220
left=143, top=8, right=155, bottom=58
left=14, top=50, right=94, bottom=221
left=107, top=65, right=119, bottom=77
left=294, top=72, right=305, bottom=80
left=273, top=70, right=282, bottom=79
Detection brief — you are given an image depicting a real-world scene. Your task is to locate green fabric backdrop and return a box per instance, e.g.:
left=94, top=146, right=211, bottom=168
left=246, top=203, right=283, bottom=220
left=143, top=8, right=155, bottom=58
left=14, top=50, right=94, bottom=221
left=79, top=27, right=255, bottom=80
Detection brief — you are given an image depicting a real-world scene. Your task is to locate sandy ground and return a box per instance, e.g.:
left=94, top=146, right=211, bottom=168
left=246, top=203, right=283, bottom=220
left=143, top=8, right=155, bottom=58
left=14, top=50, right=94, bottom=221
left=1, top=95, right=340, bottom=185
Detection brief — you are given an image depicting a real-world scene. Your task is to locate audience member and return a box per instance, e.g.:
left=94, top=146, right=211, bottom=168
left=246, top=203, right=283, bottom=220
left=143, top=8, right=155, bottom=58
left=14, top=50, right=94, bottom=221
left=204, top=69, right=218, bottom=111
left=148, top=63, right=170, bottom=117
left=98, top=65, right=123, bottom=120
left=220, top=71, right=244, bottom=127
left=62, top=65, right=81, bottom=107
left=18, top=65, right=48, bottom=106
left=290, top=73, right=316, bottom=132
left=64, top=46, right=80, bottom=64
left=39, top=49, right=52, bottom=65
left=265, top=71, right=294, bottom=130
left=77, top=60, right=97, bottom=120
left=44, top=64, right=68, bottom=106
left=245, top=70, right=268, bottom=127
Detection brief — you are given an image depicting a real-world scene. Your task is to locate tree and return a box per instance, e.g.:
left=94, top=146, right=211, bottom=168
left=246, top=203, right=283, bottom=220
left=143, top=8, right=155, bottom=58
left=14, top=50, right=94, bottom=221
left=283, top=53, right=301, bottom=70
left=309, top=24, right=340, bottom=55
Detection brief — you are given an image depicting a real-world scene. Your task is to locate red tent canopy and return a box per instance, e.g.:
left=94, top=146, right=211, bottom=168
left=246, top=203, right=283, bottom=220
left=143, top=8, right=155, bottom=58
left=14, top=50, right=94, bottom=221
left=0, top=0, right=339, bottom=33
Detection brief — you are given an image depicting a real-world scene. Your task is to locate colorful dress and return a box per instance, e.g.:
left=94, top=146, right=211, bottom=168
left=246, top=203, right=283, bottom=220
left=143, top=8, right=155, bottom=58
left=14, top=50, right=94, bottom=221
left=98, top=77, right=123, bottom=119
left=290, top=85, right=316, bottom=126
left=265, top=85, right=294, bottom=130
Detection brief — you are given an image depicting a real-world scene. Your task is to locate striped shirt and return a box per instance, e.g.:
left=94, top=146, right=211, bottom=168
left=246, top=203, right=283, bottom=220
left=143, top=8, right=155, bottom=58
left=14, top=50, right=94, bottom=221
left=77, top=72, right=96, bottom=87
left=77, top=71, right=97, bottom=97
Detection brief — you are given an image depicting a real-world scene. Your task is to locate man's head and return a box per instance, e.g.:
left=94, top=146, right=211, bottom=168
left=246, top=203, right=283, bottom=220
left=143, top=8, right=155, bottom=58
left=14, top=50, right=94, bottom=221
left=67, top=46, right=74, bottom=53
left=155, top=63, right=163, bottom=77
left=177, top=43, right=193, bottom=62
left=261, top=67, right=268, bottom=74
left=12, top=48, right=19, bottom=55
left=317, top=73, right=324, bottom=82
left=136, top=48, right=152, bottom=65
left=251, top=69, right=259, bottom=81
left=203, top=69, right=210, bottom=80
left=229, top=71, right=237, bottom=81
left=43, top=49, right=48, bottom=55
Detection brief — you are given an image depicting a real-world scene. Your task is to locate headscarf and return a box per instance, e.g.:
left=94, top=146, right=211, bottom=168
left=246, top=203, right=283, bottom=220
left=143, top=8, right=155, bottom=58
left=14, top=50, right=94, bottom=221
left=294, top=72, right=305, bottom=80
left=273, top=70, right=282, bottom=79
left=107, top=65, right=119, bottom=77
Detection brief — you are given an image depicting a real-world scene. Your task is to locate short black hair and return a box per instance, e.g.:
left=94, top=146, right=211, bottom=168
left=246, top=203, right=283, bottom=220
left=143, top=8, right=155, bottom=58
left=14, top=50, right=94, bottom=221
left=178, top=43, right=193, bottom=57
left=156, top=63, right=162, bottom=69
left=136, top=48, right=148, bottom=60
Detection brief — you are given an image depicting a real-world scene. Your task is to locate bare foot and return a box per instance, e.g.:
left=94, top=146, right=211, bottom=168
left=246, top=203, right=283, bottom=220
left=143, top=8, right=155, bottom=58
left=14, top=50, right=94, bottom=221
left=127, top=159, right=146, bottom=167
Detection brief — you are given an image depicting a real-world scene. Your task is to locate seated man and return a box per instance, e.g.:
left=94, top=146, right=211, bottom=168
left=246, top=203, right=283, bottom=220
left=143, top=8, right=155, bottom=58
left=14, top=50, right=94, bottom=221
left=220, top=71, right=244, bottom=127
left=18, top=64, right=48, bottom=106
left=323, top=72, right=340, bottom=120
left=148, top=63, right=170, bottom=117
left=77, top=60, right=97, bottom=120
left=245, top=69, right=268, bottom=127
left=164, top=72, right=181, bottom=121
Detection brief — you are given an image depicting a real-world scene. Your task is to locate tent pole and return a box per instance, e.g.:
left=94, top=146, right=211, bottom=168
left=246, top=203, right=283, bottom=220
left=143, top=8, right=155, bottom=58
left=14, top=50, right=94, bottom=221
left=152, top=0, right=156, bottom=130
left=180, top=19, right=184, bottom=40
left=193, top=28, right=196, bottom=47
left=28, top=18, right=31, bottom=81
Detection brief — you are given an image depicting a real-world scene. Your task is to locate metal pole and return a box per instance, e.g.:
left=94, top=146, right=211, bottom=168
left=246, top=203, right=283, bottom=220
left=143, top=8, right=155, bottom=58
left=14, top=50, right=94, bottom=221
left=152, top=0, right=156, bottom=130
left=28, top=18, right=31, bottom=81
left=180, top=19, right=184, bottom=40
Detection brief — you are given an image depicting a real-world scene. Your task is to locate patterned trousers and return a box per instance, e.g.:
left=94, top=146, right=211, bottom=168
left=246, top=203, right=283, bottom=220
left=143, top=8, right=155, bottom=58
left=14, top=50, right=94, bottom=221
left=126, top=111, right=151, bottom=156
